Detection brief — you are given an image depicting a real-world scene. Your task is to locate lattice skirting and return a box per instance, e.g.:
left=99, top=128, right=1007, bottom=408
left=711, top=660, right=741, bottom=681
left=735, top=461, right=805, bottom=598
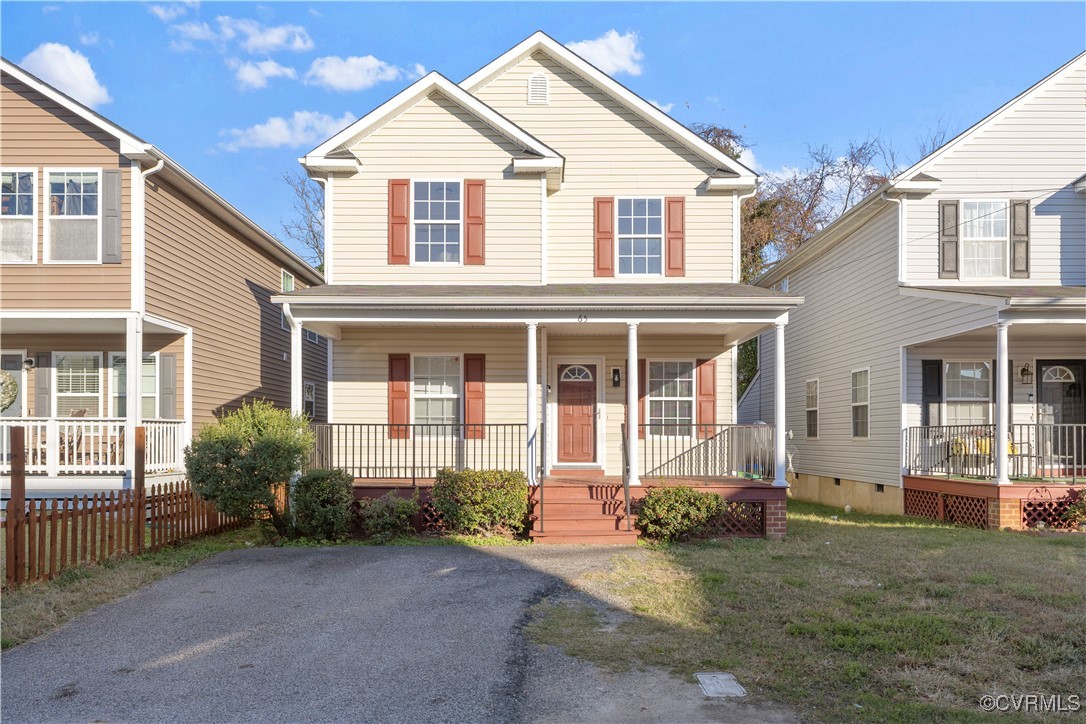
left=904, top=488, right=989, bottom=529
left=713, top=501, right=765, bottom=537
left=1021, top=499, right=1076, bottom=530
left=418, top=501, right=446, bottom=532
left=904, top=489, right=940, bottom=521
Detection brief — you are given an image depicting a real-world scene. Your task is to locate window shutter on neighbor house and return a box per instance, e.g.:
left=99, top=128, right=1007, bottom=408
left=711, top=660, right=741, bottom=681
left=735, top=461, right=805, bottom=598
left=938, top=200, right=959, bottom=279
left=388, top=354, right=411, bottom=439
left=464, top=353, right=486, bottom=439
left=35, top=353, right=51, bottom=417
left=665, top=197, right=685, bottom=277
left=594, top=197, right=615, bottom=277
left=159, top=354, right=177, bottom=419
left=696, top=358, right=716, bottom=438
left=921, top=360, right=941, bottom=427
left=388, top=180, right=410, bottom=265
left=1010, top=199, right=1030, bottom=278
left=464, top=180, right=486, bottom=265
left=102, top=169, right=122, bottom=264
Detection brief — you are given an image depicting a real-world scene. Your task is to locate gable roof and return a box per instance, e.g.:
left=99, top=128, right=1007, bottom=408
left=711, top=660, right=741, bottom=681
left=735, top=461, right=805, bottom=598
left=757, top=50, right=1086, bottom=287
left=0, top=57, right=322, bottom=285
left=460, top=31, right=758, bottom=185
left=302, top=71, right=562, bottom=167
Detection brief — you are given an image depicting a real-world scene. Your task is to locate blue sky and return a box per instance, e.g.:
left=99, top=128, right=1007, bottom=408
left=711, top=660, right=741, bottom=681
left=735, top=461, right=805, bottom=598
left=3, top=2, right=1083, bottom=262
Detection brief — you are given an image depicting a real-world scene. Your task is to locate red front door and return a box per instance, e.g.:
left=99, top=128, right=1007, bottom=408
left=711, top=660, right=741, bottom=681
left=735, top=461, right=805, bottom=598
left=557, top=364, right=597, bottom=463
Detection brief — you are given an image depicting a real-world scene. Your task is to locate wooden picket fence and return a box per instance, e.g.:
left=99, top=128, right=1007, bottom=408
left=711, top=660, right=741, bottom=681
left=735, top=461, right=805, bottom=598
left=2, top=426, right=247, bottom=590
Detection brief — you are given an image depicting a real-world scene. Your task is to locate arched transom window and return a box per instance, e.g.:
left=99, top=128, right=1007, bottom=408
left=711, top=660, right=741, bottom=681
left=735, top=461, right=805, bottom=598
left=560, top=365, right=593, bottom=382
left=1042, top=366, right=1076, bottom=384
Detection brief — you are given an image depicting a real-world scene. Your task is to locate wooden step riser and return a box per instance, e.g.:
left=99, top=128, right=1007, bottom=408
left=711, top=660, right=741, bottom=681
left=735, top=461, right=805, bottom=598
left=530, top=532, right=639, bottom=545
left=531, top=519, right=635, bottom=534
left=530, top=489, right=630, bottom=502
left=529, top=501, right=629, bottom=515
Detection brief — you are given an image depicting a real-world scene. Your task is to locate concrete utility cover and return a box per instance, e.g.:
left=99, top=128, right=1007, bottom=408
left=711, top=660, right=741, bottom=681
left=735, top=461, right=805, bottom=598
left=695, top=672, right=747, bottom=698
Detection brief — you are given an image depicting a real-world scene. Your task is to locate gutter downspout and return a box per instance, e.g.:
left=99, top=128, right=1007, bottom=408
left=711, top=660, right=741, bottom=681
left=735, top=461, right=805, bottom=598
left=882, top=190, right=908, bottom=493
left=733, top=184, right=759, bottom=283
left=880, top=191, right=907, bottom=285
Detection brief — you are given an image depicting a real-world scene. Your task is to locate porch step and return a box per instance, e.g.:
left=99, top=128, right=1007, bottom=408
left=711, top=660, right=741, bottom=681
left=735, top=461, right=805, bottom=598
left=530, top=515, right=634, bottom=534
left=529, top=530, right=639, bottom=545
left=530, top=484, right=627, bottom=501
left=528, top=500, right=628, bottom=516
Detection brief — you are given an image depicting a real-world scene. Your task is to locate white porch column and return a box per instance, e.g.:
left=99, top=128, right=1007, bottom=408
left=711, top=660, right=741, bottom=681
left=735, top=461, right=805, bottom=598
left=285, top=304, right=303, bottom=415
left=994, top=321, right=1011, bottom=484
left=125, top=315, right=143, bottom=477
left=526, top=322, right=538, bottom=484
left=773, top=321, right=788, bottom=487
left=540, top=326, right=548, bottom=476
left=627, top=322, right=640, bottom=486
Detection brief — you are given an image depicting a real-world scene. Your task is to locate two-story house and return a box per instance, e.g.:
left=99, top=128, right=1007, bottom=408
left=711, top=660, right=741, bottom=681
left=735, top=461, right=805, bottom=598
left=739, top=52, right=1086, bottom=529
left=275, top=32, right=802, bottom=542
left=0, top=58, right=326, bottom=495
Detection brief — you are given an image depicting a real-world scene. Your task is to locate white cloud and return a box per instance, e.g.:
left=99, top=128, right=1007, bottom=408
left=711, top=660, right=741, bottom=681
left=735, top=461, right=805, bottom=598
left=227, top=58, right=297, bottom=90
left=567, top=30, right=643, bottom=76
left=79, top=32, right=100, bottom=46
left=20, top=43, right=111, bottom=108
left=149, top=4, right=188, bottom=22
left=220, top=110, right=356, bottom=152
left=304, top=55, right=407, bottom=92
left=217, top=17, right=313, bottom=53
left=173, top=20, right=218, bottom=42
left=738, top=147, right=758, bottom=172
left=409, top=63, right=426, bottom=79
left=649, top=99, right=673, bottom=114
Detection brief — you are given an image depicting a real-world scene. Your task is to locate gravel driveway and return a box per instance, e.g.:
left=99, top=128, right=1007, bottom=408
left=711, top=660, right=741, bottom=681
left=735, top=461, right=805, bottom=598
left=1, top=545, right=795, bottom=723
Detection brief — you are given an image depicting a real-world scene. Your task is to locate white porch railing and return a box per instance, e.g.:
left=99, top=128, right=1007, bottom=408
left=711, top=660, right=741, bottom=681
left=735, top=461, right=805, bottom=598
left=0, top=418, right=186, bottom=476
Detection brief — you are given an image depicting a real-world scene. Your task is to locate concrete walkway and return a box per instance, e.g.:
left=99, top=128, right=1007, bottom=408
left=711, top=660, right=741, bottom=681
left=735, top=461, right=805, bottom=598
left=1, top=546, right=796, bottom=723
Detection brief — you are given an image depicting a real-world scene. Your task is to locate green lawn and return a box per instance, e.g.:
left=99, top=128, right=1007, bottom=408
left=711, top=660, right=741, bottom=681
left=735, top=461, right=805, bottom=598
left=526, top=501, right=1086, bottom=722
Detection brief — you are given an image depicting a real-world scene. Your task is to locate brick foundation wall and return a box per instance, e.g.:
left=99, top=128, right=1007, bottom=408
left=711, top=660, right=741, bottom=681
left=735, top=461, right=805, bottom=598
left=987, top=499, right=1024, bottom=531
left=765, top=499, right=787, bottom=540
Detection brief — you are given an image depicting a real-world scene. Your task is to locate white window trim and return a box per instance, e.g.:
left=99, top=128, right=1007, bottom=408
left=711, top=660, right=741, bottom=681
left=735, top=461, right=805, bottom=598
left=614, top=196, right=666, bottom=278
left=52, top=351, right=104, bottom=418
left=805, top=378, right=819, bottom=440
left=43, top=167, right=103, bottom=265
left=280, top=268, right=295, bottom=331
left=303, top=379, right=317, bottom=418
left=645, top=358, right=697, bottom=438
left=959, top=198, right=1010, bottom=281
left=851, top=367, right=870, bottom=440
left=0, top=348, right=29, bottom=416
left=410, top=179, right=464, bottom=267
left=1, top=167, right=38, bottom=265
left=942, top=359, right=993, bottom=428
left=108, top=351, right=159, bottom=419
left=305, top=329, right=322, bottom=344
left=410, top=353, right=464, bottom=435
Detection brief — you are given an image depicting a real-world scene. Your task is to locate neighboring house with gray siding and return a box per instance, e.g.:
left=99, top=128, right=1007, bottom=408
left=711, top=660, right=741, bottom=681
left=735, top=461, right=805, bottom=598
left=739, top=51, right=1086, bottom=519
left=0, top=58, right=325, bottom=494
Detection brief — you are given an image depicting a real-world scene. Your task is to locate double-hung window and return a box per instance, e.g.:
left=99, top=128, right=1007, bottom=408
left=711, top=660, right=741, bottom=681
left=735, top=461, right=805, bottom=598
left=413, top=355, right=461, bottom=428
left=54, top=352, right=102, bottom=417
left=617, top=198, right=663, bottom=275
left=46, top=170, right=100, bottom=262
left=303, top=381, right=316, bottom=418
left=647, top=361, right=694, bottom=436
left=961, top=201, right=1007, bottom=279
left=851, top=369, right=869, bottom=439
left=110, top=353, right=158, bottom=418
left=413, top=181, right=461, bottom=263
left=305, top=329, right=322, bottom=344
left=944, top=361, right=991, bottom=426
left=1, top=169, right=36, bottom=263
left=805, top=379, right=819, bottom=439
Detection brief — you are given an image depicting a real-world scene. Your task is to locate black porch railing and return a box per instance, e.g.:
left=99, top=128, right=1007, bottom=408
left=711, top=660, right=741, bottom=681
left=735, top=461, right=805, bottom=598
left=310, top=423, right=531, bottom=482
left=904, top=423, right=1086, bottom=483
left=634, top=423, right=775, bottom=480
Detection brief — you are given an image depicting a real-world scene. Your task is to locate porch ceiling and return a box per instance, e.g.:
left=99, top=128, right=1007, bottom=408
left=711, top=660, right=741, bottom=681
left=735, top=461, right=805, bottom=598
left=0, top=316, right=184, bottom=336
left=912, top=321, right=1086, bottom=346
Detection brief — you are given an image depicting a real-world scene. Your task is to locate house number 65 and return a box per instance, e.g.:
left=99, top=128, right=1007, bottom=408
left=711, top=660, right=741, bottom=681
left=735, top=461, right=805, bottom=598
left=577, top=314, right=589, bottom=323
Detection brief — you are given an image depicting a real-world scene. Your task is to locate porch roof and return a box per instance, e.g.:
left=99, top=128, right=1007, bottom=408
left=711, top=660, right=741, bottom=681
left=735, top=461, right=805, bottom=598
left=906, top=285, right=1086, bottom=308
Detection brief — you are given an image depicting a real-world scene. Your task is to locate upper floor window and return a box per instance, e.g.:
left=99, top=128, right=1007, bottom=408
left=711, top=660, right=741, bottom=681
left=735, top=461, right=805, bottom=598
left=413, top=181, right=461, bottom=264
left=961, top=201, right=1007, bottom=279
left=46, top=170, right=100, bottom=263
left=617, top=198, right=663, bottom=275
left=1, top=169, right=36, bottom=263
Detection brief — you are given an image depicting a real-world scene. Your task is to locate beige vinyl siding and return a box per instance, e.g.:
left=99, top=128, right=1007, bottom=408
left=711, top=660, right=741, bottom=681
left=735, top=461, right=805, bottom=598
left=144, top=177, right=325, bottom=426
left=0, top=76, right=132, bottom=309
left=332, top=91, right=542, bottom=284
left=905, top=63, right=1085, bottom=284
left=773, top=206, right=997, bottom=488
left=473, top=53, right=734, bottom=284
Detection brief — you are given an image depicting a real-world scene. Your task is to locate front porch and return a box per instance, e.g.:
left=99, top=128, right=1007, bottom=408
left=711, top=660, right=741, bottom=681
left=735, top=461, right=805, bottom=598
left=903, top=474, right=1081, bottom=531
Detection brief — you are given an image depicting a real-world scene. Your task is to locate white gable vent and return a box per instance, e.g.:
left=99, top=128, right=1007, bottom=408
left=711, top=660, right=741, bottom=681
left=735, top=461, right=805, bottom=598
left=527, top=73, right=549, bottom=105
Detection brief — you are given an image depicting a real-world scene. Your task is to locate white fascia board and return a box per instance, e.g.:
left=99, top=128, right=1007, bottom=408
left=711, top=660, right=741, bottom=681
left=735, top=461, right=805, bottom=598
left=707, top=176, right=758, bottom=192
left=299, top=157, right=360, bottom=173
left=512, top=158, right=563, bottom=172
left=460, top=32, right=758, bottom=181
left=888, top=178, right=942, bottom=193
left=271, top=294, right=803, bottom=311
left=304, top=72, right=561, bottom=163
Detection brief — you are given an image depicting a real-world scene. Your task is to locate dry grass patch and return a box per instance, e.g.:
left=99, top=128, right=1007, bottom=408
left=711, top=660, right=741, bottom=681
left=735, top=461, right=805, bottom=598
left=526, top=501, right=1086, bottom=721
left=2, top=525, right=262, bottom=649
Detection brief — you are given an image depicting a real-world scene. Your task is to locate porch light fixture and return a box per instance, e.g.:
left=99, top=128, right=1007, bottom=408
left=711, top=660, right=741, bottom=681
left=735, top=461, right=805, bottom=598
left=1019, top=363, right=1033, bottom=386
left=22, top=358, right=34, bottom=371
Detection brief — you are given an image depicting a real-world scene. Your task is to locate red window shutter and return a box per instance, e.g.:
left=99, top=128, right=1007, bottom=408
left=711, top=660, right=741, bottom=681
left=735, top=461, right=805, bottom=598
left=464, top=180, right=486, bottom=265
left=388, top=354, right=410, bottom=439
left=464, top=353, right=486, bottom=439
left=388, top=180, right=410, bottom=265
left=594, top=197, right=615, bottom=277
left=665, top=197, right=685, bottom=277
left=696, top=358, right=716, bottom=438
left=638, top=359, right=646, bottom=439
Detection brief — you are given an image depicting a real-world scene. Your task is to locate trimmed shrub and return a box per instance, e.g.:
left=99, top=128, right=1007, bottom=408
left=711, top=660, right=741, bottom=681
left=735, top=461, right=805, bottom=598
left=431, top=468, right=529, bottom=534
left=185, top=400, right=313, bottom=536
left=292, top=468, right=354, bottom=541
left=352, top=492, right=419, bottom=542
left=1061, top=488, right=1086, bottom=528
left=635, top=486, right=724, bottom=541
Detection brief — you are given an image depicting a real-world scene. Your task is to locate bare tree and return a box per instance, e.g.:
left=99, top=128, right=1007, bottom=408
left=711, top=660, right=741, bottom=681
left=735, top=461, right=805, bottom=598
left=916, top=116, right=952, bottom=158
left=688, top=122, right=748, bottom=160
left=281, top=170, right=325, bottom=271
